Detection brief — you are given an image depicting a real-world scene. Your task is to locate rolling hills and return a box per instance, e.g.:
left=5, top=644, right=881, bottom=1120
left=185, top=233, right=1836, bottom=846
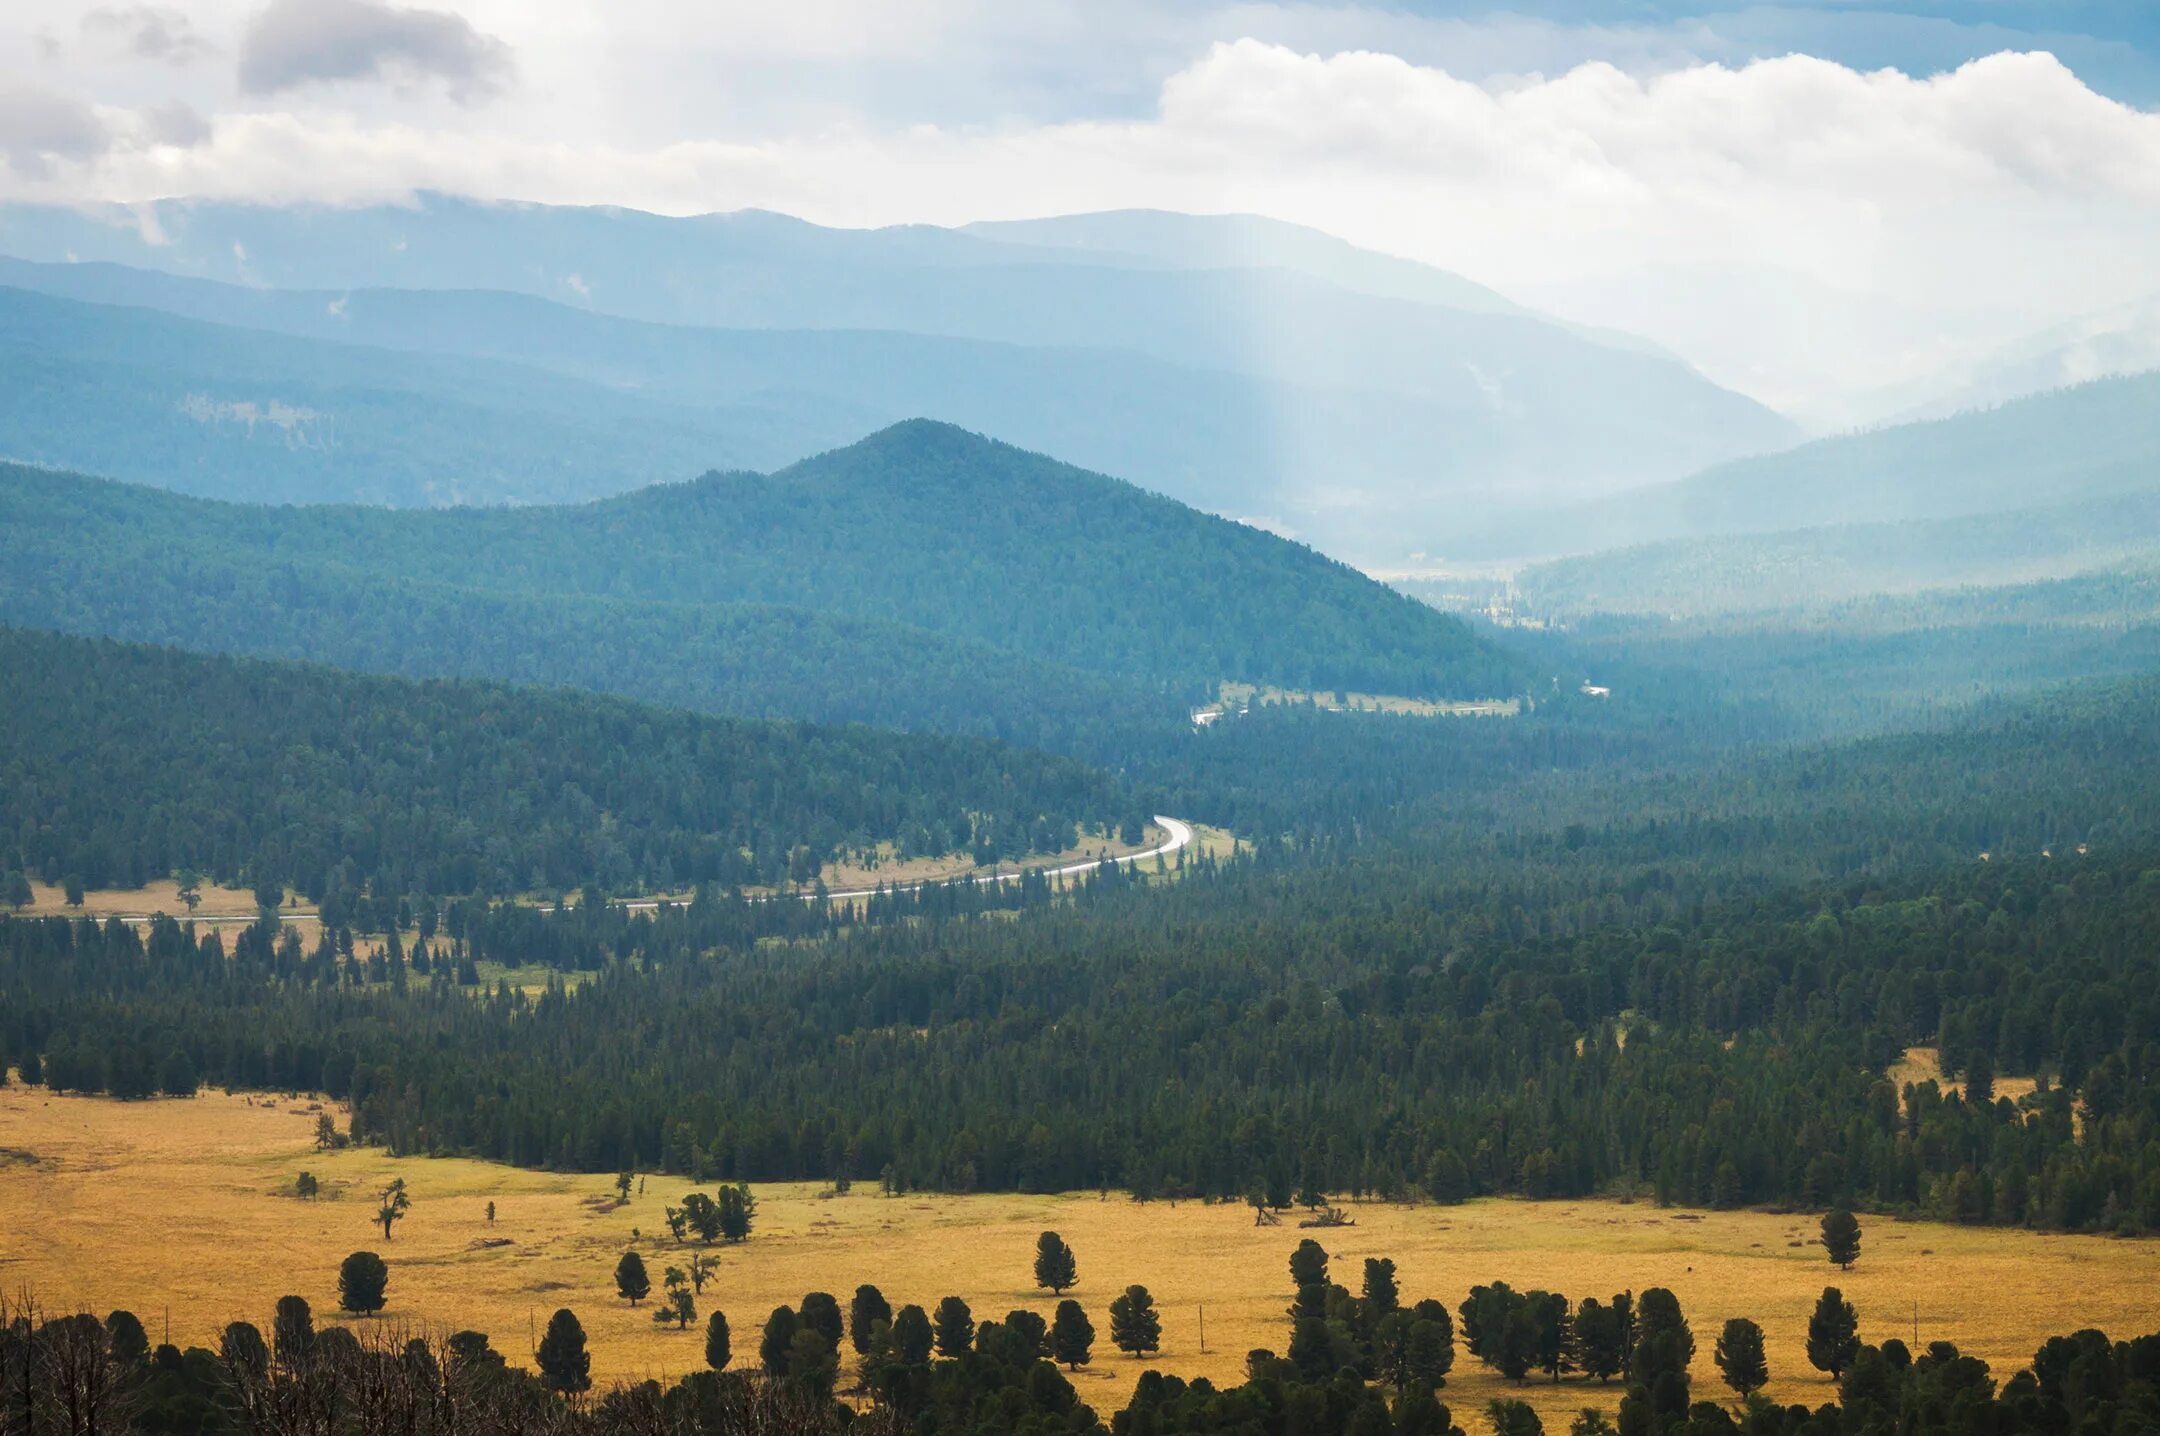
left=0, top=197, right=1797, bottom=559
left=0, top=423, right=1526, bottom=758
left=1492, top=369, right=2160, bottom=558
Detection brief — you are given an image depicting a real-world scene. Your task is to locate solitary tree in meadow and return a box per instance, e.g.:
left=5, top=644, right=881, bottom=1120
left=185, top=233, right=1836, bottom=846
left=1715, top=1317, right=1769, bottom=1396
left=337, top=1252, right=388, bottom=1317
left=295, top=1171, right=319, bottom=1199
left=616, top=1172, right=634, bottom=1203
left=704, top=1311, right=731, bottom=1371
left=1822, top=1210, right=1862, bottom=1269
left=653, top=1269, right=696, bottom=1330
left=614, top=1250, right=651, bottom=1305
left=1109, top=1285, right=1162, bottom=1358
left=1034, top=1231, right=1079, bottom=1295
left=686, top=1253, right=717, bottom=1295
left=375, top=1178, right=409, bottom=1240
left=536, top=1309, right=591, bottom=1395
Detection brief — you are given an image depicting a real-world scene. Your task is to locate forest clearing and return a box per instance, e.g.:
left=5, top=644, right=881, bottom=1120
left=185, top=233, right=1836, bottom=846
left=3, top=1085, right=2153, bottom=1427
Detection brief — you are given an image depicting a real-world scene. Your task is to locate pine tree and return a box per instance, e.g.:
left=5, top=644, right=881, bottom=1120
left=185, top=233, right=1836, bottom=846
left=1108, top=1284, right=1161, bottom=1358
left=760, top=1306, right=800, bottom=1377
left=536, top=1309, right=591, bottom=1395
left=1806, top=1288, right=1860, bottom=1379
left=1289, top=1238, right=1329, bottom=1290
left=337, top=1252, right=388, bottom=1316
left=799, top=1292, right=843, bottom=1349
left=704, top=1311, right=731, bottom=1371
left=850, top=1285, right=892, bottom=1356
left=1052, top=1300, right=1094, bottom=1370
left=615, top=1250, right=651, bottom=1305
left=1714, top=1317, right=1768, bottom=1396
left=1821, top=1210, right=1862, bottom=1268
left=892, top=1305, right=934, bottom=1365
left=933, top=1296, right=974, bottom=1357
left=1034, top=1231, right=1079, bottom=1295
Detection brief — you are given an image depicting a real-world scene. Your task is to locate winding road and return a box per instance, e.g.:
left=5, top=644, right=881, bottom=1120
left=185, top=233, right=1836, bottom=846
left=78, top=817, right=1199, bottom=924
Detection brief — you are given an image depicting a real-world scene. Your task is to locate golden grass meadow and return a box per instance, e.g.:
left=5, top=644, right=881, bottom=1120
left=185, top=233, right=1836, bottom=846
left=3, top=1085, right=2156, bottom=1427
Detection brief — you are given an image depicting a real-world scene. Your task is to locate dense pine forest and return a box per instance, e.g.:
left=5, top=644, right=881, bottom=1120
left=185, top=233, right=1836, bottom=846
left=0, top=628, right=1142, bottom=899
left=9, top=672, right=2158, bottom=1233
left=0, top=421, right=1523, bottom=746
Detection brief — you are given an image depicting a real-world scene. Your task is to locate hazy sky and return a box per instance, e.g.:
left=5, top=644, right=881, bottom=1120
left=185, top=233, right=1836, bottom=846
left=4, top=1, right=2158, bottom=415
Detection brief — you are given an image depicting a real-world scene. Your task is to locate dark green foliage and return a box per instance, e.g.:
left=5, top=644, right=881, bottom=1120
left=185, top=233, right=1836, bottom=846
left=932, top=1297, right=974, bottom=1358
left=760, top=1307, right=799, bottom=1377
left=1713, top=1318, right=1768, bottom=1395
left=1822, top=1210, right=1862, bottom=1269
left=614, top=1252, right=650, bottom=1305
left=272, top=1296, right=314, bottom=1367
left=703, top=1312, right=730, bottom=1372
left=848, top=1286, right=890, bottom=1356
left=335, top=1253, right=387, bottom=1317
left=797, top=1293, right=842, bottom=1351
left=536, top=1308, right=591, bottom=1395
left=0, top=626, right=1130, bottom=899
left=1035, top=1231, right=1079, bottom=1295
left=1809, top=1288, right=1861, bottom=1379
left=1052, top=1300, right=1094, bottom=1370
left=1109, top=1285, right=1161, bottom=1358
left=1290, top=1239, right=1329, bottom=1291
left=891, top=1305, right=934, bottom=1366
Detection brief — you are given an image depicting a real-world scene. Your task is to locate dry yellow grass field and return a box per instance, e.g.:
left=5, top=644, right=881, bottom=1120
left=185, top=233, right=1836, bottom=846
left=1216, top=682, right=1520, bottom=719
left=1889, top=1046, right=2040, bottom=1107
left=4, top=1086, right=2154, bottom=1427
left=21, top=877, right=296, bottom=920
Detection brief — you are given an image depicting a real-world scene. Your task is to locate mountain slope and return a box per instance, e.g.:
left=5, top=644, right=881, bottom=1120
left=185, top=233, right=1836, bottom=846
left=0, top=283, right=854, bottom=506
left=0, top=626, right=1138, bottom=899
left=0, top=197, right=1797, bottom=558
left=1516, top=491, right=2160, bottom=618
left=1492, top=370, right=2160, bottom=557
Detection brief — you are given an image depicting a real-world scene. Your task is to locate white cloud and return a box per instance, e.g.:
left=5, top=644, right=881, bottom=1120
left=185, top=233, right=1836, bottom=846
left=237, top=0, right=513, bottom=102
left=1, top=8, right=2157, bottom=412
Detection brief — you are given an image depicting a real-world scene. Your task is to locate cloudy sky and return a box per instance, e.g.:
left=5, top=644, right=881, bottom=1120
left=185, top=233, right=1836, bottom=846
left=3, top=1, right=2158, bottom=416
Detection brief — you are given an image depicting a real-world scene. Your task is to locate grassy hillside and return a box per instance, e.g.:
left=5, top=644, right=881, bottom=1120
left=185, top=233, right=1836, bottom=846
left=0, top=626, right=1139, bottom=899
left=1489, top=370, right=2160, bottom=557
left=0, top=423, right=1523, bottom=705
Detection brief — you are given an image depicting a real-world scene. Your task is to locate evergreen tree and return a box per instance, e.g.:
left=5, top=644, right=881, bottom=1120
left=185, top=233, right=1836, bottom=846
left=760, top=1306, right=800, bottom=1377
left=337, top=1252, right=388, bottom=1317
left=1363, top=1258, right=1400, bottom=1318
left=892, top=1305, right=934, bottom=1366
left=1034, top=1231, right=1079, bottom=1295
left=1289, top=1238, right=1329, bottom=1290
left=1051, top=1300, right=1094, bottom=1370
left=717, top=1184, right=756, bottom=1242
left=1714, top=1317, right=1768, bottom=1396
left=272, top=1295, right=315, bottom=1367
left=536, top=1308, right=591, bottom=1395
left=1807, top=1288, right=1861, bottom=1379
left=933, top=1296, right=975, bottom=1357
left=704, top=1311, right=731, bottom=1372
left=799, top=1291, right=843, bottom=1349
left=1822, top=1210, right=1862, bottom=1269
left=615, top=1250, right=651, bottom=1305
left=849, top=1284, right=892, bottom=1356
left=1109, top=1284, right=1162, bottom=1358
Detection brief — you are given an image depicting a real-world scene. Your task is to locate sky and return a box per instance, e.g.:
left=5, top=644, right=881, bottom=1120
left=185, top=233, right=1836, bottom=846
left=3, top=1, right=2158, bottom=418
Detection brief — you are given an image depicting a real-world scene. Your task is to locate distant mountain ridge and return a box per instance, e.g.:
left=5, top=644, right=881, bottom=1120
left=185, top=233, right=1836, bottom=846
left=0, top=195, right=1796, bottom=560
left=1483, top=370, right=2160, bottom=559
